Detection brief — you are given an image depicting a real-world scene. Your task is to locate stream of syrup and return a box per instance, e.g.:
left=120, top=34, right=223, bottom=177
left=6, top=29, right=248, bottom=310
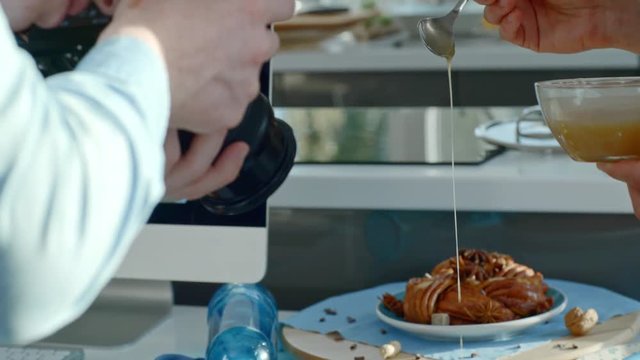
left=446, top=59, right=461, bottom=303
left=446, top=57, right=464, bottom=352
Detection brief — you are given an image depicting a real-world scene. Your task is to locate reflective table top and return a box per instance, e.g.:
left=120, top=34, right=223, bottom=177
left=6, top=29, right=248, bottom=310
left=275, top=107, right=524, bottom=165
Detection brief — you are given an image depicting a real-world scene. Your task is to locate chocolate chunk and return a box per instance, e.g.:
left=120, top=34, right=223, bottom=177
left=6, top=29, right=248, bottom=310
left=553, top=343, right=579, bottom=350
left=460, top=353, right=479, bottom=359
left=327, top=331, right=345, bottom=342
left=324, top=308, right=338, bottom=316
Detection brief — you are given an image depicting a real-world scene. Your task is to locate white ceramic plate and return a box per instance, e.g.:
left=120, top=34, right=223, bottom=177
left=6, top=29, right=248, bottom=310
left=474, top=120, right=563, bottom=152
left=376, top=287, right=567, bottom=341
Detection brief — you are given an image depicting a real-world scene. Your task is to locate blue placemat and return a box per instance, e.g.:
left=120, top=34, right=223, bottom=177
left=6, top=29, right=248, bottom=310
left=282, top=279, right=640, bottom=359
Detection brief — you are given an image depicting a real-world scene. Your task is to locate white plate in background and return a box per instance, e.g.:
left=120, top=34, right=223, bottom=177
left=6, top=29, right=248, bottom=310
left=475, top=106, right=563, bottom=152
left=475, top=120, right=563, bottom=152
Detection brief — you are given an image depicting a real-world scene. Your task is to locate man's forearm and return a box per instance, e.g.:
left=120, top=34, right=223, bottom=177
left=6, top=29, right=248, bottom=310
left=0, top=11, right=170, bottom=344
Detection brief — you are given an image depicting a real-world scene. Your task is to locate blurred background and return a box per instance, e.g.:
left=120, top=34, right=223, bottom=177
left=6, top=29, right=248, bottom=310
left=173, top=0, right=640, bottom=310
left=271, top=0, right=639, bottom=107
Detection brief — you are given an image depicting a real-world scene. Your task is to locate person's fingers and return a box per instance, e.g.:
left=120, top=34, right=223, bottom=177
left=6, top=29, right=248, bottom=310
left=597, top=161, right=640, bottom=189
left=484, top=0, right=540, bottom=51
left=598, top=162, right=640, bottom=219
left=483, top=0, right=516, bottom=25
left=175, top=142, right=250, bottom=200
left=265, top=0, right=296, bottom=23
left=627, top=185, right=640, bottom=220
left=475, top=0, right=498, bottom=5
left=176, top=65, right=260, bottom=133
left=597, top=162, right=621, bottom=179
left=265, top=29, right=281, bottom=60
left=165, top=132, right=226, bottom=191
left=499, top=7, right=524, bottom=46
left=247, top=28, right=280, bottom=66
left=164, top=129, right=181, bottom=176
left=93, top=0, right=118, bottom=15
left=515, top=0, right=540, bottom=51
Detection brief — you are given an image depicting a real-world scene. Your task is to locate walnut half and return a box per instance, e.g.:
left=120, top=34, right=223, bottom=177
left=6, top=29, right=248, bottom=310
left=564, top=307, right=598, bottom=336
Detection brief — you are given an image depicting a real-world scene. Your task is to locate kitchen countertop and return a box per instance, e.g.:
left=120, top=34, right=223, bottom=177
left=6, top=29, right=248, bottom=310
left=269, top=106, right=634, bottom=214
left=272, top=38, right=639, bottom=73
left=270, top=151, right=633, bottom=214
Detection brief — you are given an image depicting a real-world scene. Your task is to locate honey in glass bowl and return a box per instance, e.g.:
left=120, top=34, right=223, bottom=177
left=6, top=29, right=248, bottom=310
left=535, top=77, right=640, bottom=162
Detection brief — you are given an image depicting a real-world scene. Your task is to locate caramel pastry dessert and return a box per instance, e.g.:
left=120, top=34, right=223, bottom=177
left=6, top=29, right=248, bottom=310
left=382, top=249, right=554, bottom=325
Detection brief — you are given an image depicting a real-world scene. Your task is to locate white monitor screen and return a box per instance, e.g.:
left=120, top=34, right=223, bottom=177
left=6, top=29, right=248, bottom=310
left=115, top=64, right=272, bottom=284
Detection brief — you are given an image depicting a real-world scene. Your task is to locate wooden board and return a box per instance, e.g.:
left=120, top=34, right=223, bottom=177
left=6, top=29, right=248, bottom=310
left=282, top=326, right=434, bottom=360
left=500, top=312, right=640, bottom=360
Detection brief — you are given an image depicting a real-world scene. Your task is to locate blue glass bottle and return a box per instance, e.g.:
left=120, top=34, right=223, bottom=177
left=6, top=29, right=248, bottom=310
left=206, top=284, right=279, bottom=360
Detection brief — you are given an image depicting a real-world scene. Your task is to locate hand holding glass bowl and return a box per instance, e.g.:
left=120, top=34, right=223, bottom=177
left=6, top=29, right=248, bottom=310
left=536, top=77, right=640, bottom=219
left=536, top=77, right=640, bottom=162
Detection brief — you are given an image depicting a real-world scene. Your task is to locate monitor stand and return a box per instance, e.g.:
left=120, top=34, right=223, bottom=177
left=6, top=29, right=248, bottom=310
left=41, top=279, right=173, bottom=347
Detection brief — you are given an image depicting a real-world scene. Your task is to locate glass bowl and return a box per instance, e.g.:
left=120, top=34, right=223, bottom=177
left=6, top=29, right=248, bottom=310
left=535, top=77, right=640, bottom=162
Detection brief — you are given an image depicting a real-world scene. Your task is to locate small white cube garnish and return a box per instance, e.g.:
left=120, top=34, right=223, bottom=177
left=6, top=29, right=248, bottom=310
left=431, top=313, right=450, bottom=326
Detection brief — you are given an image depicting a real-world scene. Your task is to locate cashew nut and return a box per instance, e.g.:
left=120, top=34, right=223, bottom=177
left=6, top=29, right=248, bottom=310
left=380, top=340, right=401, bottom=359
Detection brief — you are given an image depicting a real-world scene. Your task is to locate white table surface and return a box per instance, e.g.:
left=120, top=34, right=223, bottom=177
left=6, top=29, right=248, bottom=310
left=82, top=307, right=296, bottom=360
left=269, top=150, right=634, bottom=214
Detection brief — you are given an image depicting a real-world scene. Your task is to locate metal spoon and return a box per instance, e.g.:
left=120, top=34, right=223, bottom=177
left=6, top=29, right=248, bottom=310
left=418, top=0, right=469, bottom=59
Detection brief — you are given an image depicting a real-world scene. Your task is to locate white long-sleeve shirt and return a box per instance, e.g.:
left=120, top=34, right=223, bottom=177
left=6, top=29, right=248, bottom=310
left=0, top=7, right=170, bottom=345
